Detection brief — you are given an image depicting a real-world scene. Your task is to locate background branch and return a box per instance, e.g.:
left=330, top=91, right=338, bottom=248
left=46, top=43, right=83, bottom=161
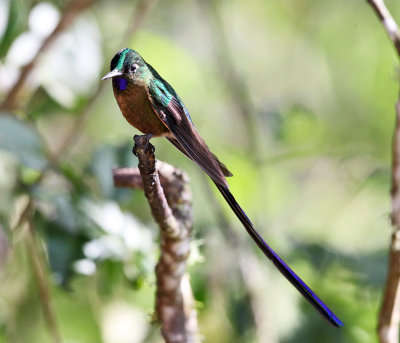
left=198, top=0, right=263, bottom=162
left=25, top=219, right=61, bottom=343
left=113, top=136, right=198, bottom=343
left=0, top=0, right=96, bottom=112
left=367, top=0, right=400, bottom=56
left=12, top=198, right=61, bottom=343
left=0, top=223, right=9, bottom=271
left=367, top=1, right=400, bottom=342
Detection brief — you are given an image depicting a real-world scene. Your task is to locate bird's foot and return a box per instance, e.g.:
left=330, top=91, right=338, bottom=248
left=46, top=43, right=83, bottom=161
left=133, top=133, right=154, bottom=156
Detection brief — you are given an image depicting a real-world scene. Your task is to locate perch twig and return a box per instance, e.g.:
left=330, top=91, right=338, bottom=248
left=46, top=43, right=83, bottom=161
left=113, top=136, right=198, bottom=343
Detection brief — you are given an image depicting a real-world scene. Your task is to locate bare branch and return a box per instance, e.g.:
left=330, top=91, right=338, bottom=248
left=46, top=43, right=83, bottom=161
left=113, top=163, right=186, bottom=193
left=114, top=136, right=199, bottom=343
left=367, top=1, right=400, bottom=342
left=378, top=99, right=400, bottom=343
left=367, top=0, right=400, bottom=57
left=113, top=167, right=144, bottom=189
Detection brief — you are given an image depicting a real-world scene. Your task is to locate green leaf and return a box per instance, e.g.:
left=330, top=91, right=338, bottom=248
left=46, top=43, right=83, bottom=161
left=0, top=114, right=47, bottom=170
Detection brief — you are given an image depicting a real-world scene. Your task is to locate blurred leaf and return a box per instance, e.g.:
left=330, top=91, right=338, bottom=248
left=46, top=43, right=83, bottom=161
left=43, top=222, right=87, bottom=286
left=90, top=144, right=120, bottom=198
left=298, top=242, right=387, bottom=288
left=89, top=143, right=134, bottom=198
left=280, top=106, right=322, bottom=146
left=0, top=114, right=47, bottom=170
left=47, top=229, right=86, bottom=287
left=19, top=167, right=41, bottom=185
left=96, top=259, right=126, bottom=295
left=58, top=162, right=90, bottom=195
left=227, top=282, right=255, bottom=341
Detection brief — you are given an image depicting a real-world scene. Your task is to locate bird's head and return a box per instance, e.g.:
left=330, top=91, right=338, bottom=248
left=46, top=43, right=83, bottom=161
left=102, top=48, right=147, bottom=84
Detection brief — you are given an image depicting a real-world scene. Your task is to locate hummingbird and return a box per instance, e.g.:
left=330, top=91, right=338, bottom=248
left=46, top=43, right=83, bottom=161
left=102, top=48, right=343, bottom=327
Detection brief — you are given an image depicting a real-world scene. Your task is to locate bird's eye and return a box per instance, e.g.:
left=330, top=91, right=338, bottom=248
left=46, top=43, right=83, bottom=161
left=130, top=64, right=138, bottom=73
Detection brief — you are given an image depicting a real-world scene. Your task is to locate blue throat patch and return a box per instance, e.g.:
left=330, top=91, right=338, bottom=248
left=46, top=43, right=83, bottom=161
left=115, top=77, right=128, bottom=91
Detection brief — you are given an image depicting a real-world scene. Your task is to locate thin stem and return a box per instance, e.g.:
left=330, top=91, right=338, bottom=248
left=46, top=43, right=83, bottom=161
left=0, top=223, right=8, bottom=269
left=367, top=0, right=400, bottom=57
left=20, top=203, right=61, bottom=343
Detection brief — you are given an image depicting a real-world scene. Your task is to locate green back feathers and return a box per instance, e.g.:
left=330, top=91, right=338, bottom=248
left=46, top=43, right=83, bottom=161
left=146, top=60, right=193, bottom=123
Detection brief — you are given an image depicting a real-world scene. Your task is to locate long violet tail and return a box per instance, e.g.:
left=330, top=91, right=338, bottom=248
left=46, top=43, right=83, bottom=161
left=214, top=182, right=344, bottom=327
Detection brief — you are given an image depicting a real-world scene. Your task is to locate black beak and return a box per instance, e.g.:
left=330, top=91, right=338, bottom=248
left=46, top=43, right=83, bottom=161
left=102, top=69, right=123, bottom=80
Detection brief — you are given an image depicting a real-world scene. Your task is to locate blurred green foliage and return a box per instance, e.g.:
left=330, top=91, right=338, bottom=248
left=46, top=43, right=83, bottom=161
left=0, top=0, right=398, bottom=342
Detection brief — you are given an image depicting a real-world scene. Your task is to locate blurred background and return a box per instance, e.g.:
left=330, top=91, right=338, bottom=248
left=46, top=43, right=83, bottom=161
left=0, top=0, right=398, bottom=342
